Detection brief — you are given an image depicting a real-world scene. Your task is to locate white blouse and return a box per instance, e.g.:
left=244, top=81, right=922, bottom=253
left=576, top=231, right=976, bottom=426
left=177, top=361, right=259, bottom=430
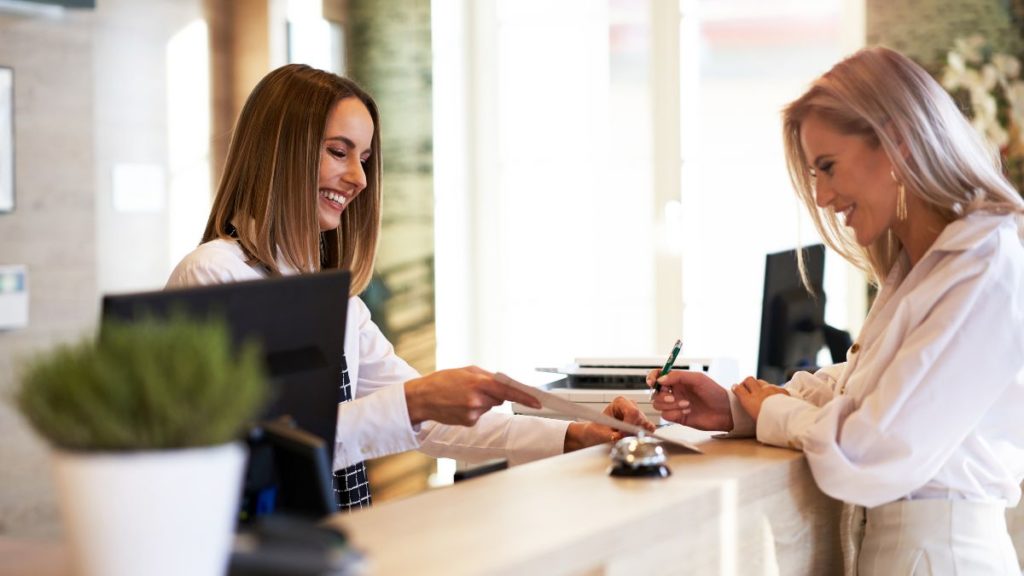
left=731, top=212, right=1024, bottom=508
left=166, top=239, right=569, bottom=470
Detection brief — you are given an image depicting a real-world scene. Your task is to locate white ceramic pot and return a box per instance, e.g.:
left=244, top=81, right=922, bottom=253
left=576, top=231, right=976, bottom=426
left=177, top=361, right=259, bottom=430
left=52, top=442, right=245, bottom=576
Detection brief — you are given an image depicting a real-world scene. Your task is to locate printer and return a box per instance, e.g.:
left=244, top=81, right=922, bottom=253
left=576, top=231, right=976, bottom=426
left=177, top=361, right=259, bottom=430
left=511, top=356, right=739, bottom=421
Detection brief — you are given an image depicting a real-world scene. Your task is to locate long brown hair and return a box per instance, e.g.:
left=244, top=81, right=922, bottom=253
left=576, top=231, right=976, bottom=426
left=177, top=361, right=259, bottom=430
left=203, top=64, right=382, bottom=295
left=782, top=46, right=1023, bottom=285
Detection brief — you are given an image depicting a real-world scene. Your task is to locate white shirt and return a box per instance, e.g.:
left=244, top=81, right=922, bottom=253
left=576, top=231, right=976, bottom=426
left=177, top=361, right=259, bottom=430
left=166, top=239, right=570, bottom=470
left=730, top=213, right=1024, bottom=508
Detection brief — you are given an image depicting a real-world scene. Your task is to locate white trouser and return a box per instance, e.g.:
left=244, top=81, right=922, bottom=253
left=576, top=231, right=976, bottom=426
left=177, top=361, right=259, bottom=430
left=845, top=499, right=1019, bottom=575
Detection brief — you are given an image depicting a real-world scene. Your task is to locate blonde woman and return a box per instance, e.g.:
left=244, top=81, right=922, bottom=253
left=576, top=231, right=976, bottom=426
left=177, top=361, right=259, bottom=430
left=168, top=64, right=651, bottom=512
left=649, top=47, right=1024, bottom=574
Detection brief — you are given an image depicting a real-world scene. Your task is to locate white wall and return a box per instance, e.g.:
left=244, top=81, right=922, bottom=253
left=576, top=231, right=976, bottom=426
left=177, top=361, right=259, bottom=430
left=95, top=0, right=209, bottom=297
left=0, top=0, right=207, bottom=538
left=0, top=6, right=96, bottom=539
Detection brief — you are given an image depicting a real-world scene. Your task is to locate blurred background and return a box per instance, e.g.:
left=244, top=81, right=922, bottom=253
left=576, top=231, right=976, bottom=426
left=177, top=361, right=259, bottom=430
left=1, top=0, right=1022, bottom=538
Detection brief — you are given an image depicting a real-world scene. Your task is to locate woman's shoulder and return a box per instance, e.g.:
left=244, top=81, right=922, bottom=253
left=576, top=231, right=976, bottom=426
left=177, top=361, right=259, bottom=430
left=930, top=212, right=1021, bottom=266
left=966, top=212, right=1022, bottom=266
left=346, top=294, right=372, bottom=324
left=166, top=239, right=260, bottom=288
left=930, top=213, right=1024, bottom=303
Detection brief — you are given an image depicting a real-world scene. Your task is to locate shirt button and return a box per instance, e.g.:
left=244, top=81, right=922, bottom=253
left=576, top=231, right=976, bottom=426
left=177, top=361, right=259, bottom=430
left=850, top=343, right=861, bottom=354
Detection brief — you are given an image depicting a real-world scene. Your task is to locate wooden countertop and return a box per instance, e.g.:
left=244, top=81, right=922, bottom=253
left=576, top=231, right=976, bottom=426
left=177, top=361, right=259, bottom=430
left=8, top=426, right=1023, bottom=575
left=326, top=427, right=844, bottom=575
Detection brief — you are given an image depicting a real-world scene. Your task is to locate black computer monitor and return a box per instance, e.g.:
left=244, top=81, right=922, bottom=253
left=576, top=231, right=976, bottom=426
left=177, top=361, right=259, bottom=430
left=101, top=270, right=350, bottom=519
left=757, top=244, right=827, bottom=384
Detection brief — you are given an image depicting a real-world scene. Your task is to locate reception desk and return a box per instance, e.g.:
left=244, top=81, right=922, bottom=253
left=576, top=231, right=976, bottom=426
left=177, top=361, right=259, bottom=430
left=328, top=427, right=845, bottom=575
left=329, top=427, right=1024, bottom=575
left=5, top=427, right=1024, bottom=575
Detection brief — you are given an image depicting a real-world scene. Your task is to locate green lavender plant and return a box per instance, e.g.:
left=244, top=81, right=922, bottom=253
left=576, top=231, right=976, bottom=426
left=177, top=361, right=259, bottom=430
left=16, top=314, right=268, bottom=451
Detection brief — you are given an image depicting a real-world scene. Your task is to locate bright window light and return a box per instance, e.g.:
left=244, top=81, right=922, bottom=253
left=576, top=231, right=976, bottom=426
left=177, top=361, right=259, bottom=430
left=166, top=19, right=211, bottom=274
left=434, top=0, right=864, bottom=379
left=435, top=0, right=660, bottom=376
left=679, top=0, right=863, bottom=376
left=285, top=0, right=340, bottom=73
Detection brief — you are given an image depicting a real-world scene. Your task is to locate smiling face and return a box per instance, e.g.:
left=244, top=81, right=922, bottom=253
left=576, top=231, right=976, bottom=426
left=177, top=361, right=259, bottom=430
left=800, top=112, right=899, bottom=247
left=317, top=97, right=375, bottom=232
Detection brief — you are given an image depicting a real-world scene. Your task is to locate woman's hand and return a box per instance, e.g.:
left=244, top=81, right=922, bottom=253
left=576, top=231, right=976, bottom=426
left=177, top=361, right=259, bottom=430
left=563, top=397, right=656, bottom=452
left=647, top=369, right=733, bottom=432
left=404, top=366, right=542, bottom=426
left=731, top=376, right=789, bottom=421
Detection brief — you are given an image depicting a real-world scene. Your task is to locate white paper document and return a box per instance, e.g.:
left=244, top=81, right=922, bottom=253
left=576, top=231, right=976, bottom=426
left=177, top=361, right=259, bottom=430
left=495, top=373, right=702, bottom=453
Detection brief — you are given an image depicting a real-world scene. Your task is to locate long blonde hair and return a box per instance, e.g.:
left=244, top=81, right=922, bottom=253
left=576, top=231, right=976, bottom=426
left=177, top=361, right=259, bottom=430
left=782, top=46, right=1023, bottom=284
left=203, top=64, right=382, bottom=295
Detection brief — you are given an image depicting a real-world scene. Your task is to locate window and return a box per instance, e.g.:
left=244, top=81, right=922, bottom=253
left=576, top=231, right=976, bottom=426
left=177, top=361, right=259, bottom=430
left=434, top=0, right=865, bottom=377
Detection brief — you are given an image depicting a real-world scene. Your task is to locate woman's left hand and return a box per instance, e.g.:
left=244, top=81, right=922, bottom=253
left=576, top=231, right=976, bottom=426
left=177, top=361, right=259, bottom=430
left=732, top=376, right=789, bottom=421
left=563, top=396, right=656, bottom=452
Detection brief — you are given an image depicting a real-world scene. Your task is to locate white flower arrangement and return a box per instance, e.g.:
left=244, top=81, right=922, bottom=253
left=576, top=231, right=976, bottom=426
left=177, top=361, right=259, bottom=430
left=942, top=35, right=1024, bottom=158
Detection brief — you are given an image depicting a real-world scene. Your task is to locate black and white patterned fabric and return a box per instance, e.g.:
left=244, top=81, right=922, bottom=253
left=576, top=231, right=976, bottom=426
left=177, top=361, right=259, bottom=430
left=333, top=355, right=372, bottom=512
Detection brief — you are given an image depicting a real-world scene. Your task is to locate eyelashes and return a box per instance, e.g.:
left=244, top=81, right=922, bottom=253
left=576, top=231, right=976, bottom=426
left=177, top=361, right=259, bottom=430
left=327, top=148, right=369, bottom=165
left=809, top=161, right=834, bottom=180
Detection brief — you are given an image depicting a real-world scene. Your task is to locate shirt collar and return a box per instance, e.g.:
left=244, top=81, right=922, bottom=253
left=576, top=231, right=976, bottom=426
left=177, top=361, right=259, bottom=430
left=924, top=211, right=1016, bottom=255
left=882, top=212, right=1016, bottom=292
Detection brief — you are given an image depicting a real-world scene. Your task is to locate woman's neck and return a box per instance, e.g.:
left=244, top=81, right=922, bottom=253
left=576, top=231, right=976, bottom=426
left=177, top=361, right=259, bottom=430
left=892, top=199, right=949, bottom=267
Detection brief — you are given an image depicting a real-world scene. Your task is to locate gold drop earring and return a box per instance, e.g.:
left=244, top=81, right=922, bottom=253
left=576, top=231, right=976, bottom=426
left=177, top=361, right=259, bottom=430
left=890, top=169, right=908, bottom=221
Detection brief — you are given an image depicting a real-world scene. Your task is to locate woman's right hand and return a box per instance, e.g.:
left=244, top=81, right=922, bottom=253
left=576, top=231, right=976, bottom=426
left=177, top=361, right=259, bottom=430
left=646, top=369, right=734, bottom=432
left=404, top=366, right=542, bottom=426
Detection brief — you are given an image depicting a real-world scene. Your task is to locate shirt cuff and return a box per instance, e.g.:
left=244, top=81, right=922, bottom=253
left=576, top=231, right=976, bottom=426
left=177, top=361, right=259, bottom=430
left=756, top=393, right=812, bottom=450
left=715, top=388, right=756, bottom=438
left=332, top=381, right=420, bottom=469
left=505, top=415, right=571, bottom=466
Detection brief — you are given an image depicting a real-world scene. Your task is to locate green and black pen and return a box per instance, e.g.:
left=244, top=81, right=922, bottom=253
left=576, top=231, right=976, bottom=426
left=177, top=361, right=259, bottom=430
left=652, top=339, right=682, bottom=393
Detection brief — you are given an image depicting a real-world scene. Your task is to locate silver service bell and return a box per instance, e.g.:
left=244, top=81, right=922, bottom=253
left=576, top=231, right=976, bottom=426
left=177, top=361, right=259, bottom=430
left=608, top=433, right=671, bottom=478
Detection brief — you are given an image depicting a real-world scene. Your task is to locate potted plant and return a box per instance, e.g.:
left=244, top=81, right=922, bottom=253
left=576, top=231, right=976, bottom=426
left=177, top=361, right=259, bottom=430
left=16, top=314, right=268, bottom=576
